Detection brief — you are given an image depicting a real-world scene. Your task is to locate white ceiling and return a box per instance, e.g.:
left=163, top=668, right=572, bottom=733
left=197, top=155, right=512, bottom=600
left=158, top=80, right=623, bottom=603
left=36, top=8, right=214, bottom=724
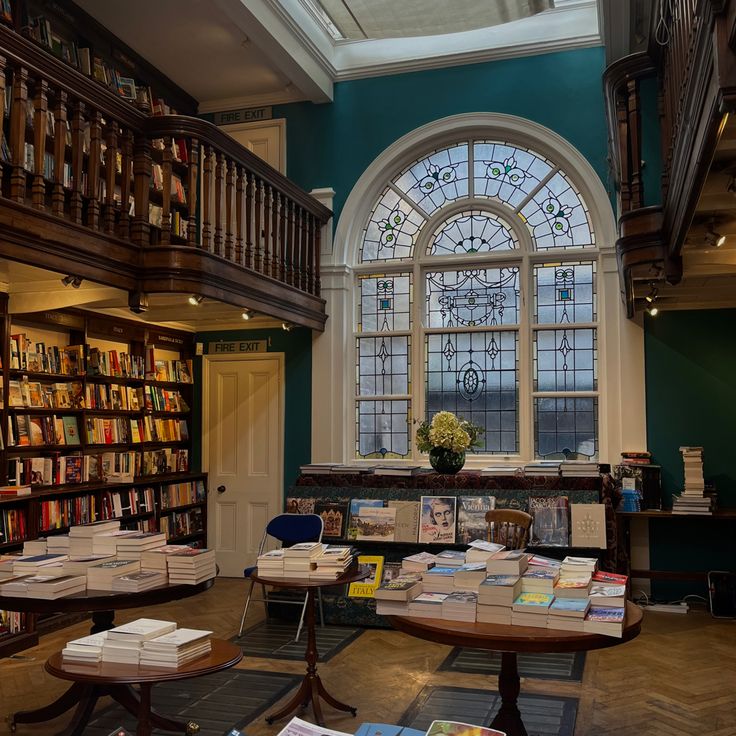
left=75, top=0, right=600, bottom=110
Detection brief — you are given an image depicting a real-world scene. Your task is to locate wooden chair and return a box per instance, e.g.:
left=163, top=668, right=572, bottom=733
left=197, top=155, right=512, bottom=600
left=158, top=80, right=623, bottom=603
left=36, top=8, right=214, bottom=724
left=485, top=509, right=533, bottom=549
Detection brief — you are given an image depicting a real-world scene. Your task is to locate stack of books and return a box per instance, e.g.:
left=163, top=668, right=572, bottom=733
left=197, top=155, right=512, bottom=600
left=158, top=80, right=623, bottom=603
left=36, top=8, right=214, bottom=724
left=583, top=606, right=626, bottom=637
left=511, top=592, right=553, bottom=627
left=476, top=575, right=521, bottom=624
left=374, top=574, right=423, bottom=615
left=115, top=532, right=167, bottom=560
left=548, top=598, right=590, bottom=631
left=139, top=628, right=212, bottom=668
left=256, top=548, right=286, bottom=577
left=434, top=550, right=466, bottom=568
left=452, top=562, right=487, bottom=592
left=560, top=460, right=600, bottom=477
left=61, top=555, right=115, bottom=576
left=87, top=559, right=141, bottom=590
left=62, top=632, right=108, bottom=663
left=480, top=466, right=521, bottom=476
left=92, top=530, right=142, bottom=556
left=111, top=569, right=168, bottom=592
left=620, top=451, right=651, bottom=466
left=672, top=446, right=714, bottom=515
left=140, top=545, right=194, bottom=572
left=311, top=545, right=354, bottom=579
left=22, top=539, right=47, bottom=555
left=68, top=520, right=122, bottom=556
left=421, top=566, right=456, bottom=594
left=282, top=542, right=323, bottom=578
left=441, top=591, right=478, bottom=621
left=523, top=461, right=561, bottom=477
left=407, top=591, right=448, bottom=618
left=553, top=558, right=594, bottom=600
left=12, top=553, right=67, bottom=575
left=465, top=540, right=505, bottom=564
left=166, top=548, right=216, bottom=584
left=2, top=574, right=86, bottom=598
left=486, top=550, right=529, bottom=577
left=559, top=556, right=598, bottom=578
left=102, top=618, right=177, bottom=664
left=401, top=551, right=437, bottom=573
left=46, top=535, right=71, bottom=555
left=520, top=568, right=558, bottom=595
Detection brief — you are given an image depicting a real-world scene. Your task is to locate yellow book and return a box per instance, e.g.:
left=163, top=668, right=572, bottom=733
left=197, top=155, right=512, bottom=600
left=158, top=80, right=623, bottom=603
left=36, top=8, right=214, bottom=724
left=348, top=555, right=384, bottom=598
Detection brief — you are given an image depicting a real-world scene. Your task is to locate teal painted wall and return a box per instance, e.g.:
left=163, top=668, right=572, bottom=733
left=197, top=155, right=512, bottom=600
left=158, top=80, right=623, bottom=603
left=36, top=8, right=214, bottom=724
left=639, top=75, right=663, bottom=208
left=193, top=328, right=312, bottom=497
left=645, top=310, right=736, bottom=598
left=272, top=46, right=612, bottom=221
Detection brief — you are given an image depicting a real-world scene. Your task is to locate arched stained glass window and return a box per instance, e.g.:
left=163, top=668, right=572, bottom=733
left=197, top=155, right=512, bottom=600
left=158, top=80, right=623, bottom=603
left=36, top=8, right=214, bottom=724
left=354, top=136, right=599, bottom=462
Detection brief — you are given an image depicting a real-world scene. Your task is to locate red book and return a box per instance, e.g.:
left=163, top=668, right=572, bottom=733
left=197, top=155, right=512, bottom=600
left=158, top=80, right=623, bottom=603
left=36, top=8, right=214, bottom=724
left=592, top=570, right=628, bottom=585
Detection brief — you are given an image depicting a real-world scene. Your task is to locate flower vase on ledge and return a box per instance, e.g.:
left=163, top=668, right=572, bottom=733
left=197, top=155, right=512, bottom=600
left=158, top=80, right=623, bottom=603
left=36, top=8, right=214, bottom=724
left=429, top=447, right=466, bottom=474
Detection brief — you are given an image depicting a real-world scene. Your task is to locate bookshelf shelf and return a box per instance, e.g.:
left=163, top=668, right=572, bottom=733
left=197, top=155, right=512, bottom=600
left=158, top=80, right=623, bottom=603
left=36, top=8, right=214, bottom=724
left=158, top=501, right=205, bottom=514
left=166, top=532, right=205, bottom=545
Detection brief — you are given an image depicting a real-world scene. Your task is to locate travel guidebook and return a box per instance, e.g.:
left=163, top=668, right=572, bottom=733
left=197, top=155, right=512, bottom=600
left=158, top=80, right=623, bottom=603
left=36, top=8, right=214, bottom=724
left=313, top=499, right=349, bottom=540
left=528, top=495, right=569, bottom=546
left=419, top=496, right=457, bottom=544
left=456, top=495, right=496, bottom=543
left=348, top=555, right=384, bottom=598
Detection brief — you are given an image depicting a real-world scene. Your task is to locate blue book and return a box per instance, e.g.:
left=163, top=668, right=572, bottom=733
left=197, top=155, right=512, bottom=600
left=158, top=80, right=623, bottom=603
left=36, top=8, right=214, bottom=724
left=354, top=724, right=404, bottom=736
left=550, top=598, right=590, bottom=614
left=424, top=566, right=457, bottom=576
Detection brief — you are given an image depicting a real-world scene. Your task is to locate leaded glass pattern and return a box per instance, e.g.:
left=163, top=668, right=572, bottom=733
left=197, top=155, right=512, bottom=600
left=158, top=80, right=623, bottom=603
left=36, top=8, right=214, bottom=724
left=533, top=262, right=596, bottom=324
left=356, top=400, right=410, bottom=459
left=358, top=274, right=412, bottom=332
left=473, top=141, right=552, bottom=208
left=426, top=331, right=518, bottom=453
left=356, top=336, right=410, bottom=396
left=361, top=187, right=425, bottom=262
left=534, top=329, right=597, bottom=391
left=426, top=268, right=520, bottom=327
left=534, top=397, right=598, bottom=459
left=394, top=144, right=469, bottom=214
left=428, top=211, right=518, bottom=256
left=519, top=171, right=593, bottom=250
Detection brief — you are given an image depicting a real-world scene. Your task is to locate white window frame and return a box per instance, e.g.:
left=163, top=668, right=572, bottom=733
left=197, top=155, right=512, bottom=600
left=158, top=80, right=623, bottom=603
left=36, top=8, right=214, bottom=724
left=312, top=113, right=646, bottom=467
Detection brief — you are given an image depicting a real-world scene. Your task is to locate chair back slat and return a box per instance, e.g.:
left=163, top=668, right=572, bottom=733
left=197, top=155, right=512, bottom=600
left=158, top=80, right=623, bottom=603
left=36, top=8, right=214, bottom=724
left=266, top=513, right=323, bottom=546
left=485, top=509, right=533, bottom=549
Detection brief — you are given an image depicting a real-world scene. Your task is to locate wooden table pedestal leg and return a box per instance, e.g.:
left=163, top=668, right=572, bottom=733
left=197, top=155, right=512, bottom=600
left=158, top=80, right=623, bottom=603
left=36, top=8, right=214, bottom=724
left=490, top=652, right=528, bottom=736
left=10, top=682, right=90, bottom=732
left=108, top=684, right=199, bottom=735
left=264, top=588, right=357, bottom=727
left=90, top=609, right=115, bottom=634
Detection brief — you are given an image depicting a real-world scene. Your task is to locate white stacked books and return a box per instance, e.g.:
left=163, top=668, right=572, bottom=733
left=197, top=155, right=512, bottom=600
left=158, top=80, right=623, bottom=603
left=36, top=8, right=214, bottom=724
left=560, top=461, right=600, bottom=478
left=282, top=543, right=323, bottom=578
left=434, top=550, right=466, bottom=568
left=465, top=540, right=505, bottom=564
left=407, top=592, right=448, bottom=618
left=421, top=566, right=456, bottom=594
left=680, top=446, right=705, bottom=494
left=22, top=539, right=47, bottom=555
left=140, top=545, right=193, bottom=571
left=115, top=532, right=167, bottom=560
left=453, top=563, right=487, bottom=592
left=548, top=598, right=590, bottom=632
left=87, top=559, right=141, bottom=590
left=12, top=554, right=68, bottom=575
left=62, top=632, right=108, bottom=663
left=102, top=618, right=177, bottom=664
left=441, top=591, right=477, bottom=622
left=25, top=574, right=86, bottom=599
left=559, top=556, right=598, bottom=577
left=140, top=628, right=212, bottom=668
left=256, top=548, right=286, bottom=577
left=92, top=530, right=142, bottom=556
left=311, top=546, right=354, bottom=579
left=166, top=548, right=216, bottom=584
left=111, top=570, right=168, bottom=593
left=46, top=535, right=71, bottom=555
left=62, top=555, right=116, bottom=576
left=486, top=551, right=529, bottom=577
left=401, top=551, right=437, bottom=572
left=68, top=520, right=122, bottom=556
left=589, top=584, right=626, bottom=608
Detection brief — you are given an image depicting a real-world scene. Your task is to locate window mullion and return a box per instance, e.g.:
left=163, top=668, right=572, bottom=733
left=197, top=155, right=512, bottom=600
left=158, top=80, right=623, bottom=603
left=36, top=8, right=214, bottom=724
left=518, top=249, right=533, bottom=461
left=413, top=258, right=424, bottom=462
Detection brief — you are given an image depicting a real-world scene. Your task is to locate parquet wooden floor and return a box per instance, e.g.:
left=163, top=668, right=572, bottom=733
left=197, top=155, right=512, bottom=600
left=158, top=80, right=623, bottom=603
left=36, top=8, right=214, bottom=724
left=1, top=578, right=734, bottom=736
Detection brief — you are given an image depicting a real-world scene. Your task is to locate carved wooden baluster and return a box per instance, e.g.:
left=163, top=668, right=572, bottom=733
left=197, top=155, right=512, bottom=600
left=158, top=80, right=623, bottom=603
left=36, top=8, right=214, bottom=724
left=271, top=188, right=280, bottom=280
left=9, top=65, right=29, bottom=202
left=118, top=129, right=132, bottom=240
left=306, top=213, right=316, bottom=294
left=186, top=137, right=199, bottom=246
left=235, top=165, right=244, bottom=264
left=0, top=55, right=6, bottom=167
left=131, top=133, right=151, bottom=246
left=160, top=135, right=172, bottom=244
left=31, top=78, right=48, bottom=209
left=286, top=199, right=296, bottom=286
left=69, top=100, right=85, bottom=224
left=86, top=110, right=102, bottom=230
left=225, top=159, right=234, bottom=260
left=103, top=119, right=118, bottom=234
left=300, top=207, right=309, bottom=291
left=244, top=171, right=253, bottom=268
left=314, top=215, right=322, bottom=296
left=262, top=184, right=271, bottom=275
left=201, top=144, right=213, bottom=251
left=253, top=177, right=262, bottom=272
left=51, top=90, right=67, bottom=217
left=278, top=192, right=287, bottom=282
left=214, top=151, right=224, bottom=256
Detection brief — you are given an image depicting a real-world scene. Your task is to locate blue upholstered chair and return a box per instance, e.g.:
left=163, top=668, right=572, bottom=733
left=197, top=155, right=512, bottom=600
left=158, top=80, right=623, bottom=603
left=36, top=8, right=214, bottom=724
left=238, top=513, right=325, bottom=641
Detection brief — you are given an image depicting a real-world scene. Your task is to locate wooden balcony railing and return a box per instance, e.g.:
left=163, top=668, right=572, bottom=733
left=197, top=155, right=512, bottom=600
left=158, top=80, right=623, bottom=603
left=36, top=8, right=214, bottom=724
left=0, top=25, right=331, bottom=330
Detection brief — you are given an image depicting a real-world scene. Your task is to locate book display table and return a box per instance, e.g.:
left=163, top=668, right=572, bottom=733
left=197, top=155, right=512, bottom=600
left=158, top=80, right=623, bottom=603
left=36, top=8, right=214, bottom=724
left=250, top=564, right=369, bottom=726
left=43, top=638, right=241, bottom=736
left=386, top=601, right=643, bottom=736
left=2, top=578, right=214, bottom=732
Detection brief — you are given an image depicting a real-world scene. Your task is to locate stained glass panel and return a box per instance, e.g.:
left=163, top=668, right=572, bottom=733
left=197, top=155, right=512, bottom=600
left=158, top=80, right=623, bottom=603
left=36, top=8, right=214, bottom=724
left=358, top=273, right=412, bottom=332
left=426, top=331, right=518, bottom=453
left=533, top=261, right=596, bottom=324
left=356, top=400, right=411, bottom=459
left=519, top=172, right=594, bottom=250
left=428, top=210, right=518, bottom=256
left=361, top=187, right=425, bottom=262
left=534, top=329, right=597, bottom=391
left=426, top=267, right=520, bottom=327
left=534, top=397, right=598, bottom=459
left=357, top=336, right=410, bottom=396
left=393, top=144, right=469, bottom=214
left=473, top=141, right=552, bottom=208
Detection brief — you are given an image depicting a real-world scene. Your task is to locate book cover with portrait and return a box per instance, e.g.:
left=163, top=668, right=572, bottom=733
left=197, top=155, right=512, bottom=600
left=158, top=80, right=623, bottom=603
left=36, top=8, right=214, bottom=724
left=419, top=495, right=457, bottom=544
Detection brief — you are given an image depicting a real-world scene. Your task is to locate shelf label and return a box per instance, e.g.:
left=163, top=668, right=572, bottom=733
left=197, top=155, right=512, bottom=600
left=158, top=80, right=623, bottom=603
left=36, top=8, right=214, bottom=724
left=208, top=340, right=267, bottom=354
left=214, top=106, right=273, bottom=125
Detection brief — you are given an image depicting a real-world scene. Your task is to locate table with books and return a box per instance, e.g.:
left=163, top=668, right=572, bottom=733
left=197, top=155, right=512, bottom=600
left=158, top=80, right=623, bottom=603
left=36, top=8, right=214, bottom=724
left=251, top=542, right=369, bottom=727
left=377, top=546, right=643, bottom=736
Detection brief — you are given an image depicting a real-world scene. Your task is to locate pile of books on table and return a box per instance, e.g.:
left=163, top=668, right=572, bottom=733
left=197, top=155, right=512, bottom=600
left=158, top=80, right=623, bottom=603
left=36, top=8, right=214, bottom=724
left=255, top=541, right=357, bottom=580
left=671, top=446, right=715, bottom=515
left=62, top=618, right=213, bottom=668
left=310, top=545, right=355, bottom=579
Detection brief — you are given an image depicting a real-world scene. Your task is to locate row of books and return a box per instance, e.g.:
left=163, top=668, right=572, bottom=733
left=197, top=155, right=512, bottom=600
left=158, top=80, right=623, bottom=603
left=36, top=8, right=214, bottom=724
left=148, top=204, right=190, bottom=237
left=160, top=481, right=206, bottom=510
left=0, top=609, right=26, bottom=636
left=39, top=495, right=95, bottom=532
left=8, top=413, right=80, bottom=447
left=84, top=416, right=189, bottom=444
left=256, top=543, right=356, bottom=581
left=0, top=507, right=27, bottom=543
left=7, top=448, right=189, bottom=486
left=144, top=353, right=193, bottom=384
left=62, top=618, right=212, bottom=668
left=672, top=446, right=714, bottom=515
left=87, top=348, right=146, bottom=379
left=99, top=487, right=156, bottom=522
left=9, top=337, right=84, bottom=375
left=150, top=165, right=187, bottom=204
left=288, top=495, right=606, bottom=549
left=158, top=508, right=204, bottom=541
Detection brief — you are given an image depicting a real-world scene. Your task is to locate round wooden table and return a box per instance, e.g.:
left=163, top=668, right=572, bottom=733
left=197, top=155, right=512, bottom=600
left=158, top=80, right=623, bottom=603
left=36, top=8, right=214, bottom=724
left=1, top=578, right=215, bottom=733
left=250, top=564, right=369, bottom=726
left=44, top=638, right=242, bottom=736
left=386, top=601, right=643, bottom=736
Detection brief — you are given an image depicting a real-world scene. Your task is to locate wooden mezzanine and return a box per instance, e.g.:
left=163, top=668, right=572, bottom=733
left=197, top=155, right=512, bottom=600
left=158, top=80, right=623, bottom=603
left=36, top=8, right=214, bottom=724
left=0, top=24, right=331, bottom=331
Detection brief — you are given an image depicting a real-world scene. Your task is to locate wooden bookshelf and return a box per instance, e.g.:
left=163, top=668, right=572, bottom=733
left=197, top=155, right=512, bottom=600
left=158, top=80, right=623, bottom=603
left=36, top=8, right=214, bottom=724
left=0, top=306, right=207, bottom=657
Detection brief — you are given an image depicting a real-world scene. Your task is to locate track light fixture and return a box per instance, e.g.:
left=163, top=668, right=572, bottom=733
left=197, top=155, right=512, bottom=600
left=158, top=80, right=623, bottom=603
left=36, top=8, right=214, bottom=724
left=646, top=306, right=659, bottom=317
left=241, top=310, right=251, bottom=320
left=705, top=222, right=726, bottom=248
left=61, top=275, right=82, bottom=288
left=281, top=322, right=293, bottom=332
left=188, top=294, right=204, bottom=306
left=645, top=283, right=658, bottom=304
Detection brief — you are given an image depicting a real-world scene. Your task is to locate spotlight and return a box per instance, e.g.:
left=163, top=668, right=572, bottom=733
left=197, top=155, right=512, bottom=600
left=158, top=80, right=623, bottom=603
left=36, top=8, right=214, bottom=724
left=728, top=175, right=736, bottom=195
left=645, top=283, right=658, bottom=304
left=61, top=275, right=82, bottom=288
left=188, top=294, right=204, bottom=306
left=647, top=306, right=659, bottom=317
left=241, top=310, right=251, bottom=320
left=282, top=322, right=293, bottom=332
left=705, top=223, right=726, bottom=247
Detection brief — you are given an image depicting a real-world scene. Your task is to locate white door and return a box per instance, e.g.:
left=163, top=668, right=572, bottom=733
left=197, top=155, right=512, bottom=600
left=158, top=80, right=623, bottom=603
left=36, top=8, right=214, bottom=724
left=204, top=354, right=284, bottom=577
left=219, top=121, right=286, bottom=174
